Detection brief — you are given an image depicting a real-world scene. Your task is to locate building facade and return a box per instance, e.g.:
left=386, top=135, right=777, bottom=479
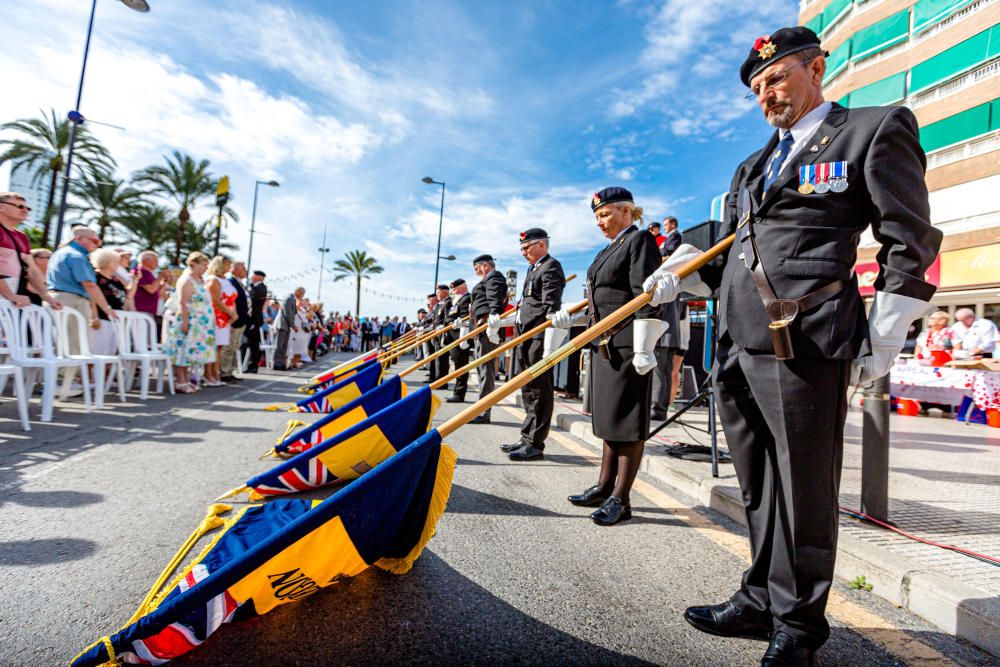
left=799, top=0, right=1000, bottom=330
left=7, top=162, right=52, bottom=230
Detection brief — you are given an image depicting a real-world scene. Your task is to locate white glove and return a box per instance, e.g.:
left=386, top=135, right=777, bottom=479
left=543, top=327, right=569, bottom=357
left=515, top=309, right=522, bottom=325
left=632, top=318, right=667, bottom=375
left=644, top=243, right=711, bottom=305
left=459, top=325, right=470, bottom=350
left=486, top=327, right=500, bottom=344
left=487, top=313, right=502, bottom=328
left=451, top=319, right=462, bottom=330
left=548, top=307, right=573, bottom=330
left=852, top=292, right=932, bottom=385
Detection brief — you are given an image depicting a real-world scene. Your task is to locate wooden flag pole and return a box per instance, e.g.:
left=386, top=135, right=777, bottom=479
left=378, top=323, right=455, bottom=365
left=436, top=234, right=734, bottom=438
left=398, top=273, right=578, bottom=379
left=310, top=328, right=417, bottom=381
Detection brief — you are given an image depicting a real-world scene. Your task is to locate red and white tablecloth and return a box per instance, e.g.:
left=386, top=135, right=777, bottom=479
left=891, top=364, right=1000, bottom=410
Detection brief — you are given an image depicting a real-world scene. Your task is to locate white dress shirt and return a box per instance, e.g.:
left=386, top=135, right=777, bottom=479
left=775, top=101, right=833, bottom=178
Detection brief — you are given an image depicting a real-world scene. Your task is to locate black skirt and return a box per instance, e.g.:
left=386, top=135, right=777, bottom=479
left=589, top=344, right=652, bottom=441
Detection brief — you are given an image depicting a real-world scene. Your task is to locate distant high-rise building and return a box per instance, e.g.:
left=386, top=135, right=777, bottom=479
left=798, top=0, right=999, bottom=329
left=8, top=162, right=53, bottom=230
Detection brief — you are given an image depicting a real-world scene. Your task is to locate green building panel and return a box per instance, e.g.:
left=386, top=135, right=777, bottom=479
left=847, top=72, right=908, bottom=106
left=910, top=25, right=1000, bottom=94
left=912, top=0, right=975, bottom=33
left=820, top=0, right=853, bottom=35
left=851, top=9, right=911, bottom=61
left=920, top=101, right=993, bottom=153
left=824, top=38, right=853, bottom=83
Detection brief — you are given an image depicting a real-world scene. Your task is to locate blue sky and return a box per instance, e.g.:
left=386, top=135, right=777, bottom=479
left=0, top=0, right=797, bottom=317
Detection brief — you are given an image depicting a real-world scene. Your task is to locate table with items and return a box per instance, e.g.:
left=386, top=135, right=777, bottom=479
left=890, top=363, right=1000, bottom=410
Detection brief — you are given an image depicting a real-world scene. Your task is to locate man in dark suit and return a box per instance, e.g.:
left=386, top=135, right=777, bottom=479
left=242, top=270, right=268, bottom=373
left=430, top=284, right=451, bottom=388
left=659, top=216, right=682, bottom=256
left=273, top=287, right=303, bottom=371
left=646, top=27, right=941, bottom=664
left=220, top=261, right=250, bottom=381
left=501, top=228, right=565, bottom=461
left=422, top=295, right=438, bottom=375
left=469, top=254, right=509, bottom=424
left=443, top=279, right=472, bottom=402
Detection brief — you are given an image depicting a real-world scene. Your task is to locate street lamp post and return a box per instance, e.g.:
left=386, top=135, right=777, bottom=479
left=52, top=0, right=150, bottom=248
left=422, top=176, right=446, bottom=290
left=317, top=225, right=331, bottom=300
left=246, top=179, right=279, bottom=277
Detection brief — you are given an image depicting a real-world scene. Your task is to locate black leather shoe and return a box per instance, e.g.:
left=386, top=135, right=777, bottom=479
left=273, top=364, right=288, bottom=371
left=509, top=445, right=543, bottom=461
left=500, top=441, right=527, bottom=453
left=243, top=367, right=258, bottom=374
left=469, top=414, right=491, bottom=424
left=761, top=631, right=815, bottom=666
left=439, top=384, right=450, bottom=391
left=650, top=411, right=666, bottom=421
left=445, top=395, right=465, bottom=403
left=567, top=485, right=609, bottom=507
left=683, top=601, right=772, bottom=641
left=591, top=496, right=631, bottom=525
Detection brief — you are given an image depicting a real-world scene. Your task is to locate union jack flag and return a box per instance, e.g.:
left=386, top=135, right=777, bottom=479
left=295, top=397, right=331, bottom=413
left=117, top=565, right=240, bottom=665
left=251, top=456, right=333, bottom=496
left=283, top=429, right=324, bottom=456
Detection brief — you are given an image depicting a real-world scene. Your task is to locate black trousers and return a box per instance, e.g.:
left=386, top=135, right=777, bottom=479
left=516, top=336, right=553, bottom=447
left=449, top=339, right=471, bottom=398
left=435, top=335, right=451, bottom=383
left=713, top=335, right=849, bottom=650
left=476, top=333, right=497, bottom=416
left=650, top=346, right=677, bottom=416
left=243, top=324, right=262, bottom=369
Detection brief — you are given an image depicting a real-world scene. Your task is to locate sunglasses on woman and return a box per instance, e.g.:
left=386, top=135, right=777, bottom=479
left=1, top=201, right=31, bottom=211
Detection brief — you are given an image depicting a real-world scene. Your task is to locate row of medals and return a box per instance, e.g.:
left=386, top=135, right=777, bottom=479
left=798, top=163, right=848, bottom=195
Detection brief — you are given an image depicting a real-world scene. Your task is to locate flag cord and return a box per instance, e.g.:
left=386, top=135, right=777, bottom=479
left=277, top=420, right=308, bottom=444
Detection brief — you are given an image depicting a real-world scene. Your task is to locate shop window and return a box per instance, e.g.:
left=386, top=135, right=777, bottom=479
left=984, top=303, right=1000, bottom=329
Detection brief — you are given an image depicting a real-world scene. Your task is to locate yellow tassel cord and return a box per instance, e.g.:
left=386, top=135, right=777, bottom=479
left=214, top=485, right=250, bottom=502
left=375, top=443, right=457, bottom=575
left=277, top=420, right=307, bottom=444
left=264, top=402, right=295, bottom=412
left=297, top=386, right=316, bottom=395
left=69, top=504, right=244, bottom=667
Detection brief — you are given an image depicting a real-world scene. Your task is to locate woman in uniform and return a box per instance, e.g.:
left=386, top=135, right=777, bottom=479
left=553, top=187, right=663, bottom=525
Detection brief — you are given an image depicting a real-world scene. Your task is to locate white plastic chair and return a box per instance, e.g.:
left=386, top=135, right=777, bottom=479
left=49, top=306, right=126, bottom=409
left=0, top=306, right=30, bottom=431
left=260, top=327, right=277, bottom=370
left=116, top=311, right=174, bottom=399
left=0, top=305, right=92, bottom=422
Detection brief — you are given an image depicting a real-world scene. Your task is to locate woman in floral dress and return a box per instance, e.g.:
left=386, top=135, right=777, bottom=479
left=163, top=252, right=216, bottom=393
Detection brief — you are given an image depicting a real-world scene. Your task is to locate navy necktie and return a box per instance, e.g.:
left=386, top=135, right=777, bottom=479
left=762, top=131, right=794, bottom=192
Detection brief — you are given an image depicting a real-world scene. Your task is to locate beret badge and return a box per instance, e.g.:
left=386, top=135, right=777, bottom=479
left=592, top=192, right=601, bottom=207
left=519, top=231, right=527, bottom=240
left=755, top=36, right=778, bottom=60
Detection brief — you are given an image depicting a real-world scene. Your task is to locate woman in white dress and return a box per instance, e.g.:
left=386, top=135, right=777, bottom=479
left=289, top=300, right=311, bottom=367
left=204, top=255, right=237, bottom=386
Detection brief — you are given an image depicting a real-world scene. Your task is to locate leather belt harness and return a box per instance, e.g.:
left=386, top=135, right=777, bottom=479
left=738, top=189, right=846, bottom=360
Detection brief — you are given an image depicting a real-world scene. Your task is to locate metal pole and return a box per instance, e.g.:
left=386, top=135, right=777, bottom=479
left=53, top=0, right=98, bottom=248
left=432, top=182, right=445, bottom=289
left=317, top=225, right=329, bottom=300
left=246, top=181, right=261, bottom=276
left=861, top=374, right=891, bottom=522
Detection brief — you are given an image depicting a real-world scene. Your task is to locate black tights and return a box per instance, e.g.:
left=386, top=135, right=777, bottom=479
left=595, top=439, right=645, bottom=504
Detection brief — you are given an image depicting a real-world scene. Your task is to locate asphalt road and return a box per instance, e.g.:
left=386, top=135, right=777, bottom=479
left=0, top=352, right=993, bottom=666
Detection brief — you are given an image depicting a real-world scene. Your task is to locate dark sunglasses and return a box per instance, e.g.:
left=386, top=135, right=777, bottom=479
left=1, top=201, right=31, bottom=211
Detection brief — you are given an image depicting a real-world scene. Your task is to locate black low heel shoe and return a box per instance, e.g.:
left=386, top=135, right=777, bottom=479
left=567, top=485, right=609, bottom=507
left=591, top=496, right=632, bottom=525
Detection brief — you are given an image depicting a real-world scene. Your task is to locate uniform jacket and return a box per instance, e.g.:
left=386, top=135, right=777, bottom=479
left=445, top=292, right=472, bottom=342
left=701, top=104, right=941, bottom=359
left=248, top=282, right=267, bottom=328
left=660, top=229, right=682, bottom=257
left=586, top=225, right=661, bottom=349
left=432, top=298, right=451, bottom=327
left=471, top=269, right=509, bottom=322
left=518, top=255, right=565, bottom=337
left=228, top=276, right=250, bottom=329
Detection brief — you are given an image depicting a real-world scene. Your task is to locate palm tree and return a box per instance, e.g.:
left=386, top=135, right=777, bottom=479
left=0, top=108, right=115, bottom=245
left=117, top=204, right=176, bottom=255
left=332, top=250, right=384, bottom=318
left=181, top=218, right=239, bottom=257
left=68, top=166, right=147, bottom=242
left=133, top=150, right=215, bottom=265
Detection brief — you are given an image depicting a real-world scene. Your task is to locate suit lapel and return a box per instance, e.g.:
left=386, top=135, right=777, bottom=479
left=747, top=132, right=778, bottom=210
left=590, top=226, right=635, bottom=278
left=760, top=104, right=849, bottom=211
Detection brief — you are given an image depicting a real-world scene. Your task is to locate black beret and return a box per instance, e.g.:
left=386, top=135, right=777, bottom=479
left=647, top=222, right=661, bottom=230
left=519, top=227, right=548, bottom=244
left=449, top=278, right=465, bottom=288
left=436, top=284, right=449, bottom=291
left=472, top=254, right=494, bottom=265
left=740, top=27, right=824, bottom=87
left=253, top=270, right=266, bottom=277
left=591, top=186, right=633, bottom=212
left=426, top=293, right=437, bottom=299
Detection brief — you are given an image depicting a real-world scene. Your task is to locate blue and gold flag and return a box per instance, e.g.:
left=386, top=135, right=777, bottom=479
left=273, top=375, right=410, bottom=457
left=298, top=357, right=380, bottom=395
left=223, top=387, right=440, bottom=500
left=266, top=360, right=384, bottom=413
left=71, top=430, right=456, bottom=667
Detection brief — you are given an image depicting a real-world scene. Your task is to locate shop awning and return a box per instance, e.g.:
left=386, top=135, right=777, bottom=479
left=910, top=25, right=1000, bottom=94
left=851, top=9, right=911, bottom=61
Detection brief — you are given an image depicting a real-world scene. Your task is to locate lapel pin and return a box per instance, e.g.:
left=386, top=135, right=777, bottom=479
left=809, top=145, right=818, bottom=153
left=820, top=136, right=829, bottom=145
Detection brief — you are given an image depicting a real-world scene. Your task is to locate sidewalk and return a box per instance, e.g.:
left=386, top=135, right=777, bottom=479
left=535, top=392, right=1000, bottom=657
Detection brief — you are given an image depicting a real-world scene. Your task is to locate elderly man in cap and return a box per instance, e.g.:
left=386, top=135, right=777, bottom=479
left=500, top=228, right=565, bottom=461
left=444, top=279, right=472, bottom=402
left=469, top=254, right=509, bottom=424
left=48, top=226, right=118, bottom=356
left=430, top=283, right=452, bottom=388
left=645, top=26, right=941, bottom=664
left=0, top=191, right=61, bottom=310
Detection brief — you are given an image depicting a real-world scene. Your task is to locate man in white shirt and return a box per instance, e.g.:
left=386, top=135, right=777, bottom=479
left=951, top=308, right=998, bottom=357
